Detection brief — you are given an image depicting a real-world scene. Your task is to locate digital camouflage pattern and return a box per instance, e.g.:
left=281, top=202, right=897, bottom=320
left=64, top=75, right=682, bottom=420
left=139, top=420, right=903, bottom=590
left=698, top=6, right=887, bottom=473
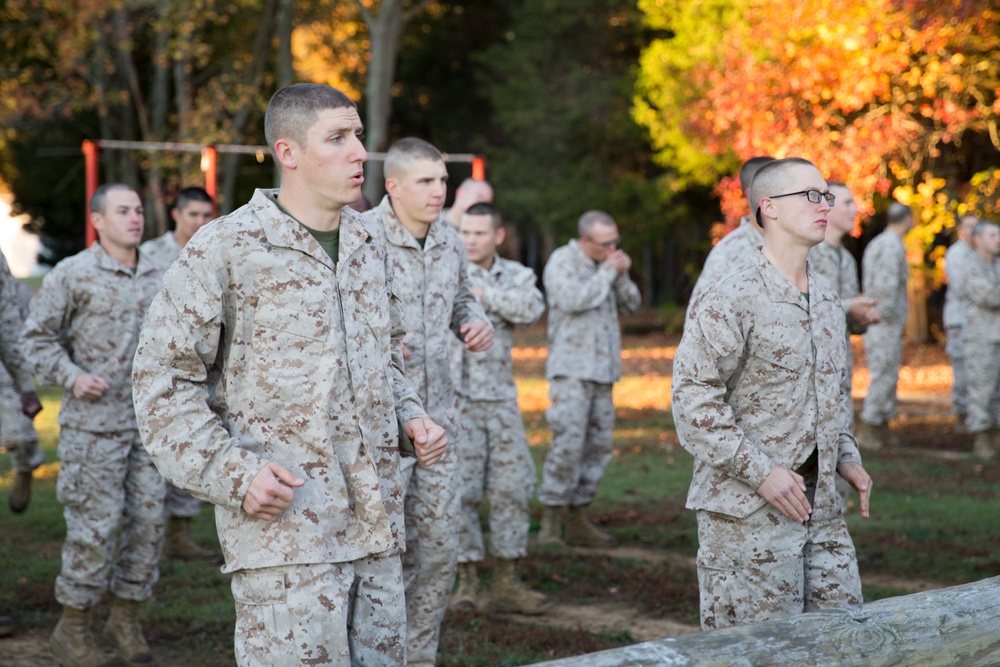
left=672, top=248, right=863, bottom=628
left=366, top=195, right=489, bottom=667
left=538, top=239, right=639, bottom=508
left=860, top=229, right=909, bottom=425
left=0, top=250, right=35, bottom=395
left=456, top=255, right=543, bottom=563
left=139, top=231, right=182, bottom=269
left=134, top=189, right=427, bottom=573
left=0, top=260, right=41, bottom=472
left=958, top=253, right=1000, bottom=433
left=944, top=239, right=976, bottom=418
left=808, top=241, right=865, bottom=395
left=232, top=555, right=405, bottom=667
left=687, top=217, right=764, bottom=314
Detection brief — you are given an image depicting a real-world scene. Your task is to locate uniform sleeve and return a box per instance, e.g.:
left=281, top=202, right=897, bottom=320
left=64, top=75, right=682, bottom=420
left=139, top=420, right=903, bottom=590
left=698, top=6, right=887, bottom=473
left=0, top=261, right=34, bottom=393
left=21, top=269, right=86, bottom=391
left=863, top=240, right=904, bottom=320
left=836, top=349, right=863, bottom=466
left=132, top=253, right=264, bottom=510
left=543, top=251, right=618, bottom=314
left=449, top=245, right=491, bottom=338
left=670, top=292, right=776, bottom=490
left=479, top=264, right=545, bottom=326
left=959, top=261, right=1000, bottom=310
left=614, top=272, right=641, bottom=315
left=688, top=242, right=736, bottom=310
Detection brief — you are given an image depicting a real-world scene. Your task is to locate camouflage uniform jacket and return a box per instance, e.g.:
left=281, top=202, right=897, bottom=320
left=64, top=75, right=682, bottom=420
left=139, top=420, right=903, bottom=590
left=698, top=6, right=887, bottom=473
left=943, top=240, right=975, bottom=329
left=688, top=216, right=764, bottom=310
left=22, top=243, right=163, bottom=432
left=139, top=231, right=182, bottom=268
left=0, top=251, right=34, bottom=393
left=808, top=241, right=866, bottom=335
left=958, top=253, right=1000, bottom=344
left=459, top=255, right=544, bottom=402
left=543, top=240, right=640, bottom=383
left=672, top=248, right=861, bottom=521
left=132, top=189, right=428, bottom=572
left=366, top=196, right=489, bottom=430
left=862, top=230, right=908, bottom=324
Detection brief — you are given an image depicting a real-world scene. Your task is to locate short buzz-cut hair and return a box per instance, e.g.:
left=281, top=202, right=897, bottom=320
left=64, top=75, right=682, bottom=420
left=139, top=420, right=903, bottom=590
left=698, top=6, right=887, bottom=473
left=886, top=201, right=913, bottom=225
left=738, top=156, right=775, bottom=194
left=173, top=186, right=214, bottom=212
left=972, top=219, right=999, bottom=237
left=746, top=157, right=818, bottom=223
left=463, top=202, right=502, bottom=230
left=577, top=209, right=616, bottom=236
left=384, top=137, right=443, bottom=180
left=264, top=83, right=356, bottom=157
left=90, top=183, right=136, bottom=215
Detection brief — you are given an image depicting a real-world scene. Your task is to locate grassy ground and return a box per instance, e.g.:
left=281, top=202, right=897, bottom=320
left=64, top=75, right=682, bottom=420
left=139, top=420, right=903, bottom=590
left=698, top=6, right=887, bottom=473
left=1, top=328, right=998, bottom=666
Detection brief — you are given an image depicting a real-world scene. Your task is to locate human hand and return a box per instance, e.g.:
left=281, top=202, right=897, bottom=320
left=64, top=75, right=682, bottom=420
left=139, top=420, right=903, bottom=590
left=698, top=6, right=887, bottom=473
left=837, top=462, right=872, bottom=518
left=72, top=374, right=110, bottom=401
left=605, top=250, right=631, bottom=275
left=757, top=466, right=812, bottom=523
left=242, top=461, right=306, bottom=521
left=20, top=391, right=42, bottom=418
left=404, top=418, right=448, bottom=467
left=849, top=296, right=881, bottom=326
left=460, top=320, right=493, bottom=352
left=401, top=339, right=412, bottom=361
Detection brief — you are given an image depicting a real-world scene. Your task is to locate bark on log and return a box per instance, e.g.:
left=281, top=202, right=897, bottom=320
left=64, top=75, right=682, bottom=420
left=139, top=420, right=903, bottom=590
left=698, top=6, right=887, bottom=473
left=533, top=576, right=1000, bottom=667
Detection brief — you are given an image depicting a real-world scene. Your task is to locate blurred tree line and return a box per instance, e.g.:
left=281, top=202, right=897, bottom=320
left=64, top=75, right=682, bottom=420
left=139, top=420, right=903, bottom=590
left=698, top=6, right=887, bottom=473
left=1, top=0, right=998, bottom=319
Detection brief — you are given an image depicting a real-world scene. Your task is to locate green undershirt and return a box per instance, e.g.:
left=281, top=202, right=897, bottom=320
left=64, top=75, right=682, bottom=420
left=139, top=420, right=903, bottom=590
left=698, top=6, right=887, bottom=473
left=271, top=193, right=339, bottom=264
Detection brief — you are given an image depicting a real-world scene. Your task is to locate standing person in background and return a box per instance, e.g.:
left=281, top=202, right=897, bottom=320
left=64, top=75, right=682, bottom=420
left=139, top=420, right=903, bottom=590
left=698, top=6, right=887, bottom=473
left=672, top=157, right=871, bottom=630
left=366, top=137, right=492, bottom=667
left=958, top=219, right=1000, bottom=459
left=943, top=214, right=980, bottom=430
left=23, top=183, right=166, bottom=667
left=858, top=202, right=913, bottom=450
left=139, top=186, right=220, bottom=562
left=536, top=210, right=640, bottom=548
left=686, top=156, right=774, bottom=313
left=133, top=84, right=447, bottom=667
left=443, top=177, right=494, bottom=228
left=450, top=202, right=549, bottom=615
left=0, top=251, right=43, bottom=515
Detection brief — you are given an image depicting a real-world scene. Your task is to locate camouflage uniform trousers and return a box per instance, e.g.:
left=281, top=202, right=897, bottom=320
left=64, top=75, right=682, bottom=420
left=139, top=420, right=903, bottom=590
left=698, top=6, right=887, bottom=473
left=54, top=428, right=165, bottom=608
left=164, top=482, right=202, bottom=518
left=232, top=553, right=405, bottom=667
left=962, top=338, right=1000, bottom=433
left=456, top=398, right=537, bottom=563
left=695, top=503, right=862, bottom=631
left=860, top=320, right=905, bottom=425
left=0, top=381, right=43, bottom=474
left=400, top=444, right=460, bottom=667
left=945, top=325, right=969, bottom=418
left=538, top=378, right=615, bottom=507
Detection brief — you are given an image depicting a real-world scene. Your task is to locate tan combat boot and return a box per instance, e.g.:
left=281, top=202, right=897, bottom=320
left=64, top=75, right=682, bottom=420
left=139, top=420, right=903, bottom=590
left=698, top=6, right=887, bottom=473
left=536, top=506, right=565, bottom=546
left=49, top=606, right=109, bottom=667
left=164, top=517, right=220, bottom=561
left=854, top=420, right=884, bottom=451
left=491, top=559, right=551, bottom=615
left=564, top=505, right=618, bottom=547
left=103, top=597, right=153, bottom=666
left=8, top=471, right=32, bottom=514
left=448, top=562, right=479, bottom=612
left=972, top=431, right=996, bottom=460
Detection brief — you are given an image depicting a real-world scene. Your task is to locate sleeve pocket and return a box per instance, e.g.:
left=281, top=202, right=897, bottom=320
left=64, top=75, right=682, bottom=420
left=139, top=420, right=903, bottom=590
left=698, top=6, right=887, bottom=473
left=231, top=569, right=288, bottom=606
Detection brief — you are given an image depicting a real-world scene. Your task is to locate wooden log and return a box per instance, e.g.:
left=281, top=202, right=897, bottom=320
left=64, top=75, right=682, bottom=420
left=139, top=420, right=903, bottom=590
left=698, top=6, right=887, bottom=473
left=533, top=576, right=1000, bottom=667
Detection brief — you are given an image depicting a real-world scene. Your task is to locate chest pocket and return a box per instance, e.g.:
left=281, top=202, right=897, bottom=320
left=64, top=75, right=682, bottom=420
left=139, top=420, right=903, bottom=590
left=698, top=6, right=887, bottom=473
left=746, top=343, right=809, bottom=390
left=250, top=297, right=331, bottom=405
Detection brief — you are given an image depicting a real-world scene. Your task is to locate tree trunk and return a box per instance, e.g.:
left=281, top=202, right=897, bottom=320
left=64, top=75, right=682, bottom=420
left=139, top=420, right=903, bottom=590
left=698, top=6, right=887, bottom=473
left=274, top=0, right=295, bottom=186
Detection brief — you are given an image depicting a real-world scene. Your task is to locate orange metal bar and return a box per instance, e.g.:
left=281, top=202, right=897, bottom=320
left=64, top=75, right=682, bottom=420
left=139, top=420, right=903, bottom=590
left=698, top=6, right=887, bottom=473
left=471, top=155, right=487, bottom=181
left=82, top=140, right=100, bottom=247
left=201, top=146, right=218, bottom=217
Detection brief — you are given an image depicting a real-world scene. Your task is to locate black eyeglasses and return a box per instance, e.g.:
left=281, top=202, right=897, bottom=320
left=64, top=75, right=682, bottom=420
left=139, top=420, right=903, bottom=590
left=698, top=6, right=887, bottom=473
left=585, top=236, right=621, bottom=249
left=768, top=189, right=835, bottom=206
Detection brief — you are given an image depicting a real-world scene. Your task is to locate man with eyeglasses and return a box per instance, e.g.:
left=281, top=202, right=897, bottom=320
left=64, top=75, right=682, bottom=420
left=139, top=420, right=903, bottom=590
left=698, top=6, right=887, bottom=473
left=686, top=156, right=774, bottom=317
left=536, top=210, right=640, bottom=548
left=857, top=202, right=914, bottom=450
left=672, top=157, right=871, bottom=630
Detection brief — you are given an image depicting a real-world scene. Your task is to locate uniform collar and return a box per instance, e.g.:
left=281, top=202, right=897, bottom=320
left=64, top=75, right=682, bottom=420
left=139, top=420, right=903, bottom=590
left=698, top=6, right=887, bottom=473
left=375, top=195, right=449, bottom=252
left=91, top=240, right=158, bottom=277
left=750, top=246, right=833, bottom=307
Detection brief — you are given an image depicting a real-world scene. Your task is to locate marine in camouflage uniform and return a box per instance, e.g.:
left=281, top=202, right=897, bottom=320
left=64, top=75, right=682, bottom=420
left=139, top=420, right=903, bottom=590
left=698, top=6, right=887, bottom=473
left=943, top=215, right=979, bottom=426
left=957, top=220, right=1000, bottom=458
left=537, top=211, right=640, bottom=547
left=365, top=138, right=491, bottom=667
left=0, top=252, right=43, bottom=514
left=133, top=85, right=445, bottom=667
left=672, top=158, right=870, bottom=630
left=22, top=184, right=166, bottom=667
left=451, top=202, right=549, bottom=615
left=138, top=186, right=219, bottom=561
left=859, top=204, right=913, bottom=446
